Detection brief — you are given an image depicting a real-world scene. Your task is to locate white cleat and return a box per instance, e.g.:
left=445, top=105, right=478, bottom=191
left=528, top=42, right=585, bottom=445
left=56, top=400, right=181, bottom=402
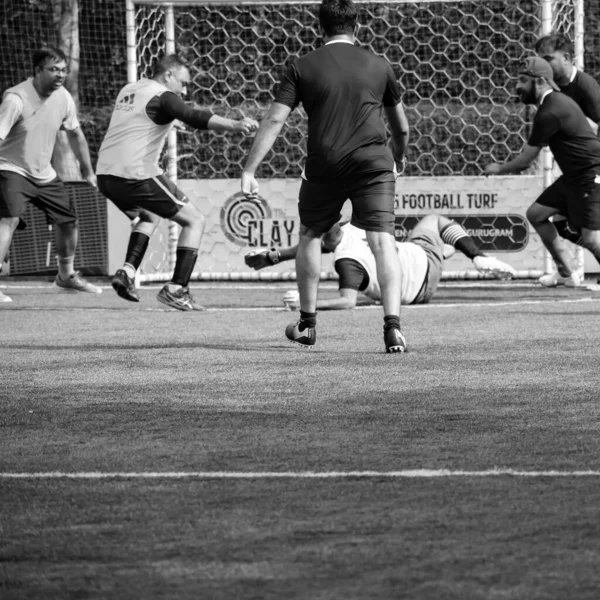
left=0, top=290, right=12, bottom=303
left=473, top=255, right=517, bottom=280
left=538, top=270, right=583, bottom=288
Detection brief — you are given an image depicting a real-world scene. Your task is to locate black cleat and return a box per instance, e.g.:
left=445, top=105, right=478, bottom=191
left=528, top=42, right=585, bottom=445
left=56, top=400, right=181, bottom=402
left=384, top=327, right=407, bottom=354
left=285, top=320, right=316, bottom=348
left=111, top=269, right=140, bottom=302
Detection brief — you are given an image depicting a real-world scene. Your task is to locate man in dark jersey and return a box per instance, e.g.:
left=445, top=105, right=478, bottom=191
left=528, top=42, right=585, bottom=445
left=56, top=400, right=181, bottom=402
left=241, top=0, right=410, bottom=353
left=97, top=54, right=258, bottom=310
left=485, top=57, right=600, bottom=285
left=535, top=33, right=600, bottom=285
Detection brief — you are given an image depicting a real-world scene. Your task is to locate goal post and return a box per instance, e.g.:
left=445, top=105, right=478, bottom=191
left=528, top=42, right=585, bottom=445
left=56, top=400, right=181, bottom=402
left=124, top=0, right=586, bottom=283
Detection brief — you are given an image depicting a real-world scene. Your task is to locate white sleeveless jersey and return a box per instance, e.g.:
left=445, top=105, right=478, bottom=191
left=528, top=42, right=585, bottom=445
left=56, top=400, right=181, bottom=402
left=0, top=79, right=78, bottom=182
left=333, top=223, right=429, bottom=304
left=96, top=79, right=173, bottom=179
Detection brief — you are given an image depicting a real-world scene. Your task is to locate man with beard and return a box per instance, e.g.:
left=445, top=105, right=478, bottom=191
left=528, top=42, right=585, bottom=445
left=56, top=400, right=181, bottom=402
left=485, top=57, right=600, bottom=286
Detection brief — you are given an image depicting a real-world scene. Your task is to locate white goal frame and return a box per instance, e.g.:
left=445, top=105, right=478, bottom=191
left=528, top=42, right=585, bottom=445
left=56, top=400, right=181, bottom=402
left=125, top=0, right=586, bottom=283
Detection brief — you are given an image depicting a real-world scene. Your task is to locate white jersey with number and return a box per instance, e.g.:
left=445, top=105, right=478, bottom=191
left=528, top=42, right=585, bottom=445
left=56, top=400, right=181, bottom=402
left=0, top=78, right=79, bottom=182
left=333, top=223, right=429, bottom=304
left=96, top=79, right=173, bottom=179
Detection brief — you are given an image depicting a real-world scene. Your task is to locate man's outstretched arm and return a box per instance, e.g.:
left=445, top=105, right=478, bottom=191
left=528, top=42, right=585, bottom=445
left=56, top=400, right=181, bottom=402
left=241, top=102, right=292, bottom=199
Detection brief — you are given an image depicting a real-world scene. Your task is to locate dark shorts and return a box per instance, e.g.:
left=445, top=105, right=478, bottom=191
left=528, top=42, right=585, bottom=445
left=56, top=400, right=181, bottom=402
left=537, top=175, right=600, bottom=230
left=298, top=171, right=396, bottom=235
left=407, top=222, right=445, bottom=304
left=97, top=173, right=189, bottom=220
left=0, top=170, right=76, bottom=225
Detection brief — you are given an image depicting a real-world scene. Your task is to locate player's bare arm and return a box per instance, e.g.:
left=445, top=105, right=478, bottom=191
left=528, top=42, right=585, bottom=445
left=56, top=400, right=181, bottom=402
left=206, top=114, right=259, bottom=134
left=241, top=102, right=292, bottom=199
left=484, top=144, right=541, bottom=175
left=384, top=103, right=410, bottom=168
left=65, top=127, right=96, bottom=187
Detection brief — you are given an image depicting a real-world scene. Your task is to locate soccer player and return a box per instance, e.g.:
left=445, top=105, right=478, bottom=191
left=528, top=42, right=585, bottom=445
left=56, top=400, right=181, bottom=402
left=484, top=57, right=600, bottom=285
left=534, top=33, right=600, bottom=285
left=0, top=47, right=101, bottom=296
left=96, top=54, right=258, bottom=311
left=245, top=216, right=516, bottom=310
left=241, top=0, right=409, bottom=353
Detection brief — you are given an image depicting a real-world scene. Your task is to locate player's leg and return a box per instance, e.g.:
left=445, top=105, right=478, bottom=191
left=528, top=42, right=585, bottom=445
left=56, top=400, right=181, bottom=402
left=0, top=172, right=30, bottom=302
left=287, top=181, right=345, bottom=347
left=156, top=200, right=205, bottom=311
left=32, top=179, right=101, bottom=294
left=526, top=179, right=581, bottom=286
left=98, top=175, right=160, bottom=302
left=350, top=173, right=406, bottom=353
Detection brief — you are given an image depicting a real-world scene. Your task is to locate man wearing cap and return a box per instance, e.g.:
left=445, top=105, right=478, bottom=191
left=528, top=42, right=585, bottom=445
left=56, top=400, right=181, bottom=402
left=485, top=56, right=600, bottom=287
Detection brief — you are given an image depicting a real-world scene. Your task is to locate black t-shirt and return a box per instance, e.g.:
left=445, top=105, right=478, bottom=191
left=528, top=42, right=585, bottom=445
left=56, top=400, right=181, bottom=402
left=528, top=91, right=600, bottom=188
left=274, top=42, right=402, bottom=181
left=559, top=70, right=600, bottom=125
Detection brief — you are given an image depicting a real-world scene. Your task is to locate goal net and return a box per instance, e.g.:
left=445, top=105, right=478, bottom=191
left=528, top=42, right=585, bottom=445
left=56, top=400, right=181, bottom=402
left=126, top=0, right=583, bottom=281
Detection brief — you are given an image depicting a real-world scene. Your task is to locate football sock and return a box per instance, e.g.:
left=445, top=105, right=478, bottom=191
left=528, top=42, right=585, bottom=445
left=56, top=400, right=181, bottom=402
left=299, top=310, right=317, bottom=331
left=57, top=255, right=75, bottom=278
left=125, top=232, right=150, bottom=270
left=171, top=246, right=198, bottom=287
left=383, top=314, right=401, bottom=332
left=440, top=221, right=483, bottom=259
left=554, top=219, right=584, bottom=247
left=122, top=263, right=136, bottom=279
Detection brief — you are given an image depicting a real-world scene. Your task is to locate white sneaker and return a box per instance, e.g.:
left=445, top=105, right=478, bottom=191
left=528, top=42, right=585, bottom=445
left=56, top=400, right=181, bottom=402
left=538, top=270, right=583, bottom=288
left=473, top=255, right=516, bottom=280
left=0, top=290, right=12, bottom=303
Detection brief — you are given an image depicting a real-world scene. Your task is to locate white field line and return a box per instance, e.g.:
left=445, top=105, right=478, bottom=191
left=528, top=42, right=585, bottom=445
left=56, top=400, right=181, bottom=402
left=2, top=469, right=600, bottom=479
left=1, top=297, right=600, bottom=312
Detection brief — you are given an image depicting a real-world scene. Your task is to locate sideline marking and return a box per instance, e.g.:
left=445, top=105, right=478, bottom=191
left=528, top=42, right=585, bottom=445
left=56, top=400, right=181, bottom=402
left=2, top=469, right=600, bottom=479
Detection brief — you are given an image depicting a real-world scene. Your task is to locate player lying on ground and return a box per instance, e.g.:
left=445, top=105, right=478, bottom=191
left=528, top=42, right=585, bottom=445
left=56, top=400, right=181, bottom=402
left=245, top=215, right=516, bottom=310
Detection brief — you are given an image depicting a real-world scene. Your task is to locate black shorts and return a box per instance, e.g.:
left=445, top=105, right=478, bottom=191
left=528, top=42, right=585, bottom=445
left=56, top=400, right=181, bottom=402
left=298, top=171, right=396, bottom=235
left=0, top=171, right=76, bottom=225
left=97, top=173, right=189, bottom=220
left=537, top=175, right=600, bottom=230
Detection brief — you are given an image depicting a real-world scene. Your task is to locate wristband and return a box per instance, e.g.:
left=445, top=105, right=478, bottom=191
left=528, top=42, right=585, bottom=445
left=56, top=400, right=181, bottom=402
left=268, top=248, right=280, bottom=265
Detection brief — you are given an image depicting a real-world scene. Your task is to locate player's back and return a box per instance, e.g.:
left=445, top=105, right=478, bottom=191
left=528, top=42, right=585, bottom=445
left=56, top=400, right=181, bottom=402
left=293, top=43, right=397, bottom=180
left=539, top=92, right=600, bottom=187
left=560, top=70, right=600, bottom=124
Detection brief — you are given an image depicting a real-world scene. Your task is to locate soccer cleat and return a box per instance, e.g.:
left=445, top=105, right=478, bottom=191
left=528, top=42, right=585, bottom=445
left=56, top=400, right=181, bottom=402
left=0, top=290, right=12, bottom=303
left=384, top=327, right=407, bottom=354
left=285, top=320, right=316, bottom=348
left=156, top=285, right=205, bottom=311
left=473, top=255, right=516, bottom=280
left=538, top=270, right=583, bottom=288
left=54, top=272, right=102, bottom=294
left=111, top=269, right=140, bottom=302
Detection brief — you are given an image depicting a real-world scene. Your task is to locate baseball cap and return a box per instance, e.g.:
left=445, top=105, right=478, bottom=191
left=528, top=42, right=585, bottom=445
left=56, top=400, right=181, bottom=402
left=518, top=56, right=560, bottom=91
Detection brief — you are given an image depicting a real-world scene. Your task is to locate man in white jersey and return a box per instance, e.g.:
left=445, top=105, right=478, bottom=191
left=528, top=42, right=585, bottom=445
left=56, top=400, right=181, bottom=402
left=245, top=215, right=516, bottom=309
left=0, top=47, right=100, bottom=301
left=96, top=54, right=258, bottom=311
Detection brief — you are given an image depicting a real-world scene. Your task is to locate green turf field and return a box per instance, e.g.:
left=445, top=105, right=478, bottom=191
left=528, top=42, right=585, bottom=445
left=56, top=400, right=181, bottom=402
left=1, top=280, right=600, bottom=599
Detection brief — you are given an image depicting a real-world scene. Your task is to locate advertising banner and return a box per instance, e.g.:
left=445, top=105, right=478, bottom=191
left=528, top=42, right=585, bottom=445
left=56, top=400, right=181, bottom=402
left=174, top=176, right=546, bottom=277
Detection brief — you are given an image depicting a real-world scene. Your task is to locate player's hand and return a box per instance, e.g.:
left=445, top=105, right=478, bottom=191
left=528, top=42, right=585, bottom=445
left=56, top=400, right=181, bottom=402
left=484, top=163, right=502, bottom=176
left=236, top=117, right=259, bottom=135
left=84, top=172, right=97, bottom=188
left=241, top=171, right=260, bottom=201
left=282, top=289, right=300, bottom=311
left=393, top=157, right=406, bottom=178
left=244, top=250, right=271, bottom=270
